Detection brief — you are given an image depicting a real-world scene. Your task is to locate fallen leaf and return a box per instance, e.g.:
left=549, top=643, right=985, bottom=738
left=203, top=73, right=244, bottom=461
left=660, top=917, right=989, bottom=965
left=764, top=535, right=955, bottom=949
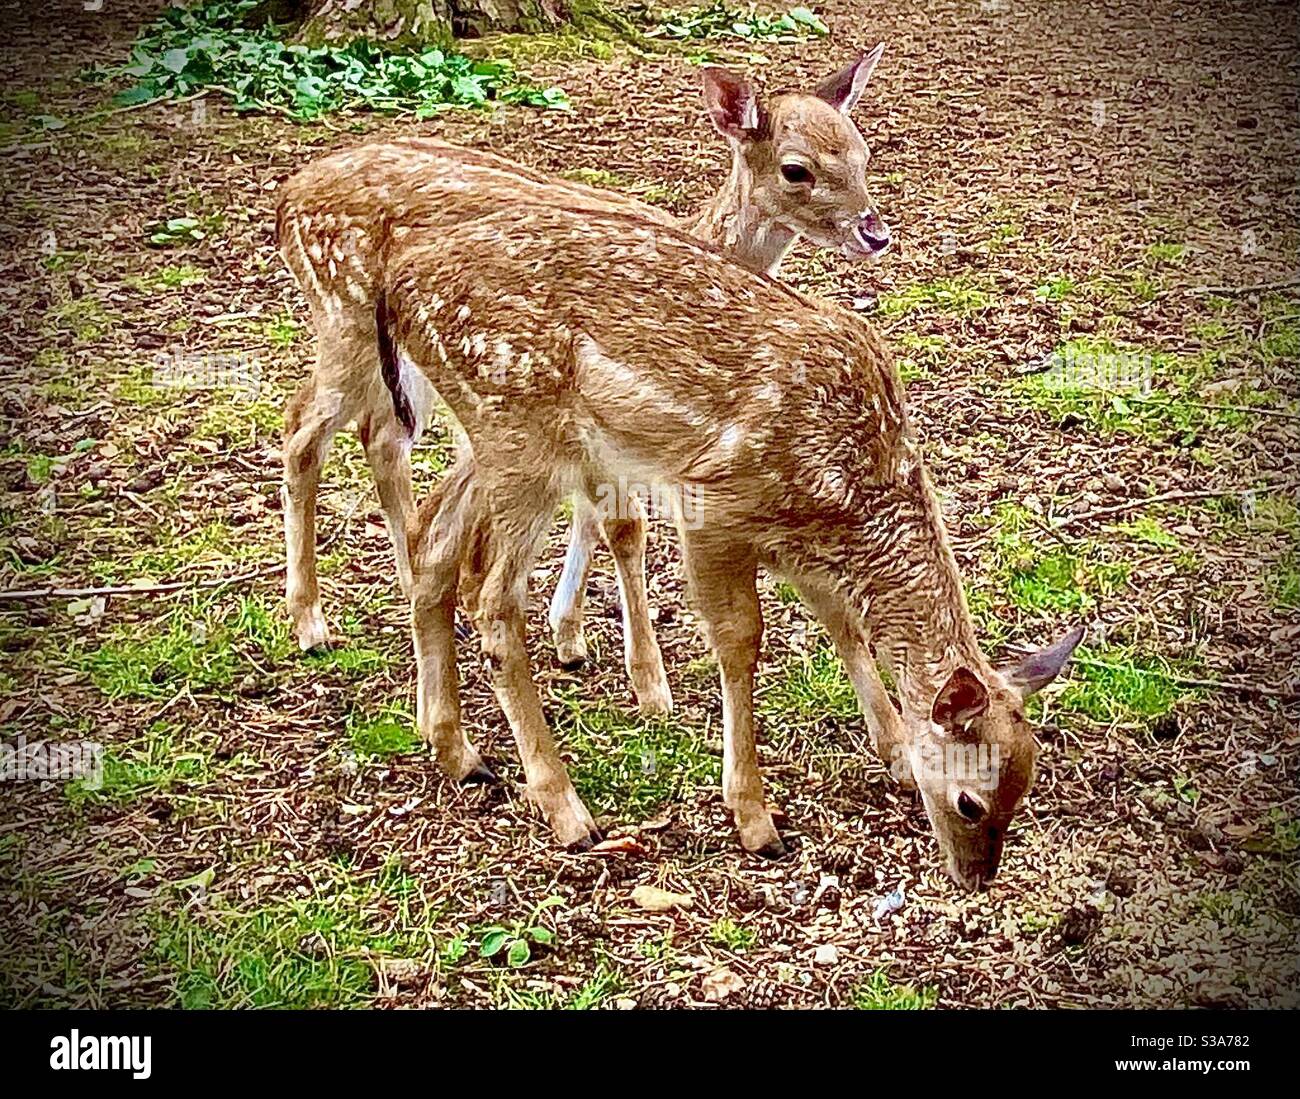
left=701, top=967, right=746, bottom=1003
left=590, top=836, right=647, bottom=858
left=631, top=885, right=694, bottom=912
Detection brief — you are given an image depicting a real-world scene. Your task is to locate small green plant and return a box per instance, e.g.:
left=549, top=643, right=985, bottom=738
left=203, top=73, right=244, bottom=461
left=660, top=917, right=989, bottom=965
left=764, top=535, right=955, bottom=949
left=1173, top=774, right=1201, bottom=806
left=647, top=3, right=828, bottom=41
left=1146, top=242, right=1186, bottom=264
left=106, top=1, right=567, bottom=118
left=1034, top=276, right=1075, bottom=302
left=852, top=969, right=937, bottom=1009
left=478, top=897, right=565, bottom=968
left=709, top=917, right=757, bottom=951
left=144, top=216, right=209, bottom=247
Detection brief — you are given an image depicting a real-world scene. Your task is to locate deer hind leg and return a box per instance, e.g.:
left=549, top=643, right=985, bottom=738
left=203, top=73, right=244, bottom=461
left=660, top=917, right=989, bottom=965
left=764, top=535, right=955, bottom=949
left=282, top=374, right=351, bottom=651
left=357, top=379, right=417, bottom=599
left=474, top=478, right=599, bottom=850
left=788, top=577, right=910, bottom=782
left=598, top=495, right=673, bottom=716
left=408, top=457, right=493, bottom=784
left=682, top=535, right=782, bottom=857
left=548, top=496, right=600, bottom=669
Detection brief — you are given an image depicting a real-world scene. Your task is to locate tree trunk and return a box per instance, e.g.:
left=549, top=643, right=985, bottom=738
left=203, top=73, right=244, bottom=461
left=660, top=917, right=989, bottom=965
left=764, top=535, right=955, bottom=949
left=287, top=0, right=633, bottom=47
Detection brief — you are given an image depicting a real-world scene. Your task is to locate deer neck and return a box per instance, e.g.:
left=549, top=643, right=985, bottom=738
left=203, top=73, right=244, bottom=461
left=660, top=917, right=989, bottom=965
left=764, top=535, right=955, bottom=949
left=845, top=472, right=987, bottom=717
left=680, top=156, right=797, bottom=277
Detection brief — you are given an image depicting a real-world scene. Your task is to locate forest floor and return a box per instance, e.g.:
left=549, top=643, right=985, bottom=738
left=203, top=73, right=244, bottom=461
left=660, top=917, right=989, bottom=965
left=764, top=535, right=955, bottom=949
left=1, top=0, right=1297, bottom=1009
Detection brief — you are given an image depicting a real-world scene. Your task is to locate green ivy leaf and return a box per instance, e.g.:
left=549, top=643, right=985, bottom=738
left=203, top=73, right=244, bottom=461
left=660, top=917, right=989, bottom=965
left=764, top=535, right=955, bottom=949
left=478, top=929, right=509, bottom=958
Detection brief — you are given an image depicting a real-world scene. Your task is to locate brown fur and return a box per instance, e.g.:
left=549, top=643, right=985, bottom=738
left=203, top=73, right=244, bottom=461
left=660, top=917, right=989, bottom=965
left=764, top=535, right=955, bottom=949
left=275, top=55, right=891, bottom=684
left=380, top=205, right=1080, bottom=888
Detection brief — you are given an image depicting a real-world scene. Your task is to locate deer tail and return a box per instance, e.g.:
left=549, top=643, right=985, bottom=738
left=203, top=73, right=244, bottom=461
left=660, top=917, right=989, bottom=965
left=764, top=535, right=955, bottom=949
left=375, top=289, right=416, bottom=439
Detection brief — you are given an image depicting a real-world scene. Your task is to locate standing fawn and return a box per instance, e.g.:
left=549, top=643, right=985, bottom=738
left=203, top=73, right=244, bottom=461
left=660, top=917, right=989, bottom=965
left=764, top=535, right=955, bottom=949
left=378, top=205, right=1082, bottom=890
left=276, top=48, right=891, bottom=714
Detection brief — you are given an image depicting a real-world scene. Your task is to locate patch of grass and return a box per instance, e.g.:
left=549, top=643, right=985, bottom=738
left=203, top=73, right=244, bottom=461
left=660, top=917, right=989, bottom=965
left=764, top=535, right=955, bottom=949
left=83, top=594, right=292, bottom=700
left=852, top=969, right=938, bottom=1009
left=893, top=331, right=948, bottom=380
left=760, top=644, right=858, bottom=721
left=65, top=720, right=219, bottom=809
left=646, top=4, right=829, bottom=41
left=127, top=263, right=206, bottom=292
left=1146, top=242, right=1187, bottom=264
left=106, top=0, right=568, bottom=118
left=1053, top=645, right=1197, bottom=725
left=1267, top=551, right=1300, bottom=610
left=980, top=502, right=1130, bottom=615
left=262, top=312, right=301, bottom=348
left=1015, top=335, right=1264, bottom=443
left=490, top=961, right=623, bottom=1009
left=555, top=695, right=720, bottom=818
left=877, top=276, right=992, bottom=319
left=48, top=297, right=112, bottom=343
left=149, top=869, right=443, bottom=1008
left=560, top=167, right=686, bottom=208
left=1194, top=890, right=1256, bottom=929
left=347, top=706, right=421, bottom=760
left=1111, top=514, right=1181, bottom=551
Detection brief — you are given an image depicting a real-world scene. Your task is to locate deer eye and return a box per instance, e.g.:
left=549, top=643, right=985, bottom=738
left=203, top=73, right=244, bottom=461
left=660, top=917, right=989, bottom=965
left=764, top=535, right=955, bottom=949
left=956, top=790, right=987, bottom=823
left=780, top=163, right=814, bottom=186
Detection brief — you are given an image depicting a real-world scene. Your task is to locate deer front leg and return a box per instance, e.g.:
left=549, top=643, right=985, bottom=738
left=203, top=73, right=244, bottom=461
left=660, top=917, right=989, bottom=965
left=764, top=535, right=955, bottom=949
left=683, top=539, right=782, bottom=857
left=789, top=578, right=910, bottom=782
left=477, top=535, right=600, bottom=850
left=599, top=496, right=673, bottom=716
left=408, top=464, right=493, bottom=784
left=282, top=376, right=348, bottom=651
left=549, top=496, right=600, bottom=668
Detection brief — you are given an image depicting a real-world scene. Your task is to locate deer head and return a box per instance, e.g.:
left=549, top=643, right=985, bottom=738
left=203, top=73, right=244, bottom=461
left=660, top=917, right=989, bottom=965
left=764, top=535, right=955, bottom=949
left=701, top=45, right=890, bottom=261
left=899, top=626, right=1085, bottom=890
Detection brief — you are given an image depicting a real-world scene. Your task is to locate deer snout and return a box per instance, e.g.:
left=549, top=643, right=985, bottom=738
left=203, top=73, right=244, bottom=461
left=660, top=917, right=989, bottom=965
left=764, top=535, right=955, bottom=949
left=853, top=210, right=891, bottom=254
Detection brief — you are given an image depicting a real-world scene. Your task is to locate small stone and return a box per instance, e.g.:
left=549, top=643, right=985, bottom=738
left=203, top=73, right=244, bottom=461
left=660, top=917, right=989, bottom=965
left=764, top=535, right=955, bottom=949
left=813, top=944, right=839, bottom=966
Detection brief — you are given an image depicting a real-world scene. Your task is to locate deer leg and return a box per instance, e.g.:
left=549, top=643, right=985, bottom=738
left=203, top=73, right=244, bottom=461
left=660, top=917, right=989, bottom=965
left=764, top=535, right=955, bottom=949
left=282, top=376, right=349, bottom=651
left=682, top=537, right=782, bottom=856
left=408, top=460, right=493, bottom=784
left=358, top=390, right=416, bottom=599
left=475, top=497, right=600, bottom=850
left=788, top=578, right=910, bottom=781
left=598, top=496, right=673, bottom=716
left=548, top=496, right=600, bottom=669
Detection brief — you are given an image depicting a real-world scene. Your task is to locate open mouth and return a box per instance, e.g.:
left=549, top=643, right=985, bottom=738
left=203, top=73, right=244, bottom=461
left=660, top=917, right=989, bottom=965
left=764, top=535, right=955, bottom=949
left=850, top=222, right=891, bottom=257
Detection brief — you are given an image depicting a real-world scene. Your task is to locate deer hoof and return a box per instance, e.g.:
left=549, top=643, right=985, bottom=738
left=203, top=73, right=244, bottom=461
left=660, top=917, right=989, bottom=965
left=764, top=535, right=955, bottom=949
left=294, top=606, right=330, bottom=652
left=461, top=762, right=498, bottom=785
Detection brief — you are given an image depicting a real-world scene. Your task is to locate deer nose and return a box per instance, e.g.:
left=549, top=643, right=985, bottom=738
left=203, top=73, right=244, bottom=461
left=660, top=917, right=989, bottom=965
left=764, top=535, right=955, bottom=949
left=854, top=210, right=890, bottom=253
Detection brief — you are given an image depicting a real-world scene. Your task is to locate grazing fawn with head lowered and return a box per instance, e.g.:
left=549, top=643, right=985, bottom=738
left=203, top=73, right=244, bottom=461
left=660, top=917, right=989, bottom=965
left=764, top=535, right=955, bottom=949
left=378, top=204, right=1082, bottom=890
left=276, top=49, right=890, bottom=707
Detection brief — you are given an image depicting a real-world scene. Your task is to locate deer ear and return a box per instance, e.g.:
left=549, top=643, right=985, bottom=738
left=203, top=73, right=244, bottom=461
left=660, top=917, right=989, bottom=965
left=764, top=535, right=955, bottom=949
left=814, top=43, right=885, bottom=113
left=931, top=667, right=990, bottom=734
left=1005, top=625, right=1085, bottom=699
left=702, top=65, right=761, bottom=140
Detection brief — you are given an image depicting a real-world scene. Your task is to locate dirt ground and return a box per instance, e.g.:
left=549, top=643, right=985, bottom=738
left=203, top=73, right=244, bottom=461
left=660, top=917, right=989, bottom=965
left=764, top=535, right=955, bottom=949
left=1, top=0, right=1297, bottom=1009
